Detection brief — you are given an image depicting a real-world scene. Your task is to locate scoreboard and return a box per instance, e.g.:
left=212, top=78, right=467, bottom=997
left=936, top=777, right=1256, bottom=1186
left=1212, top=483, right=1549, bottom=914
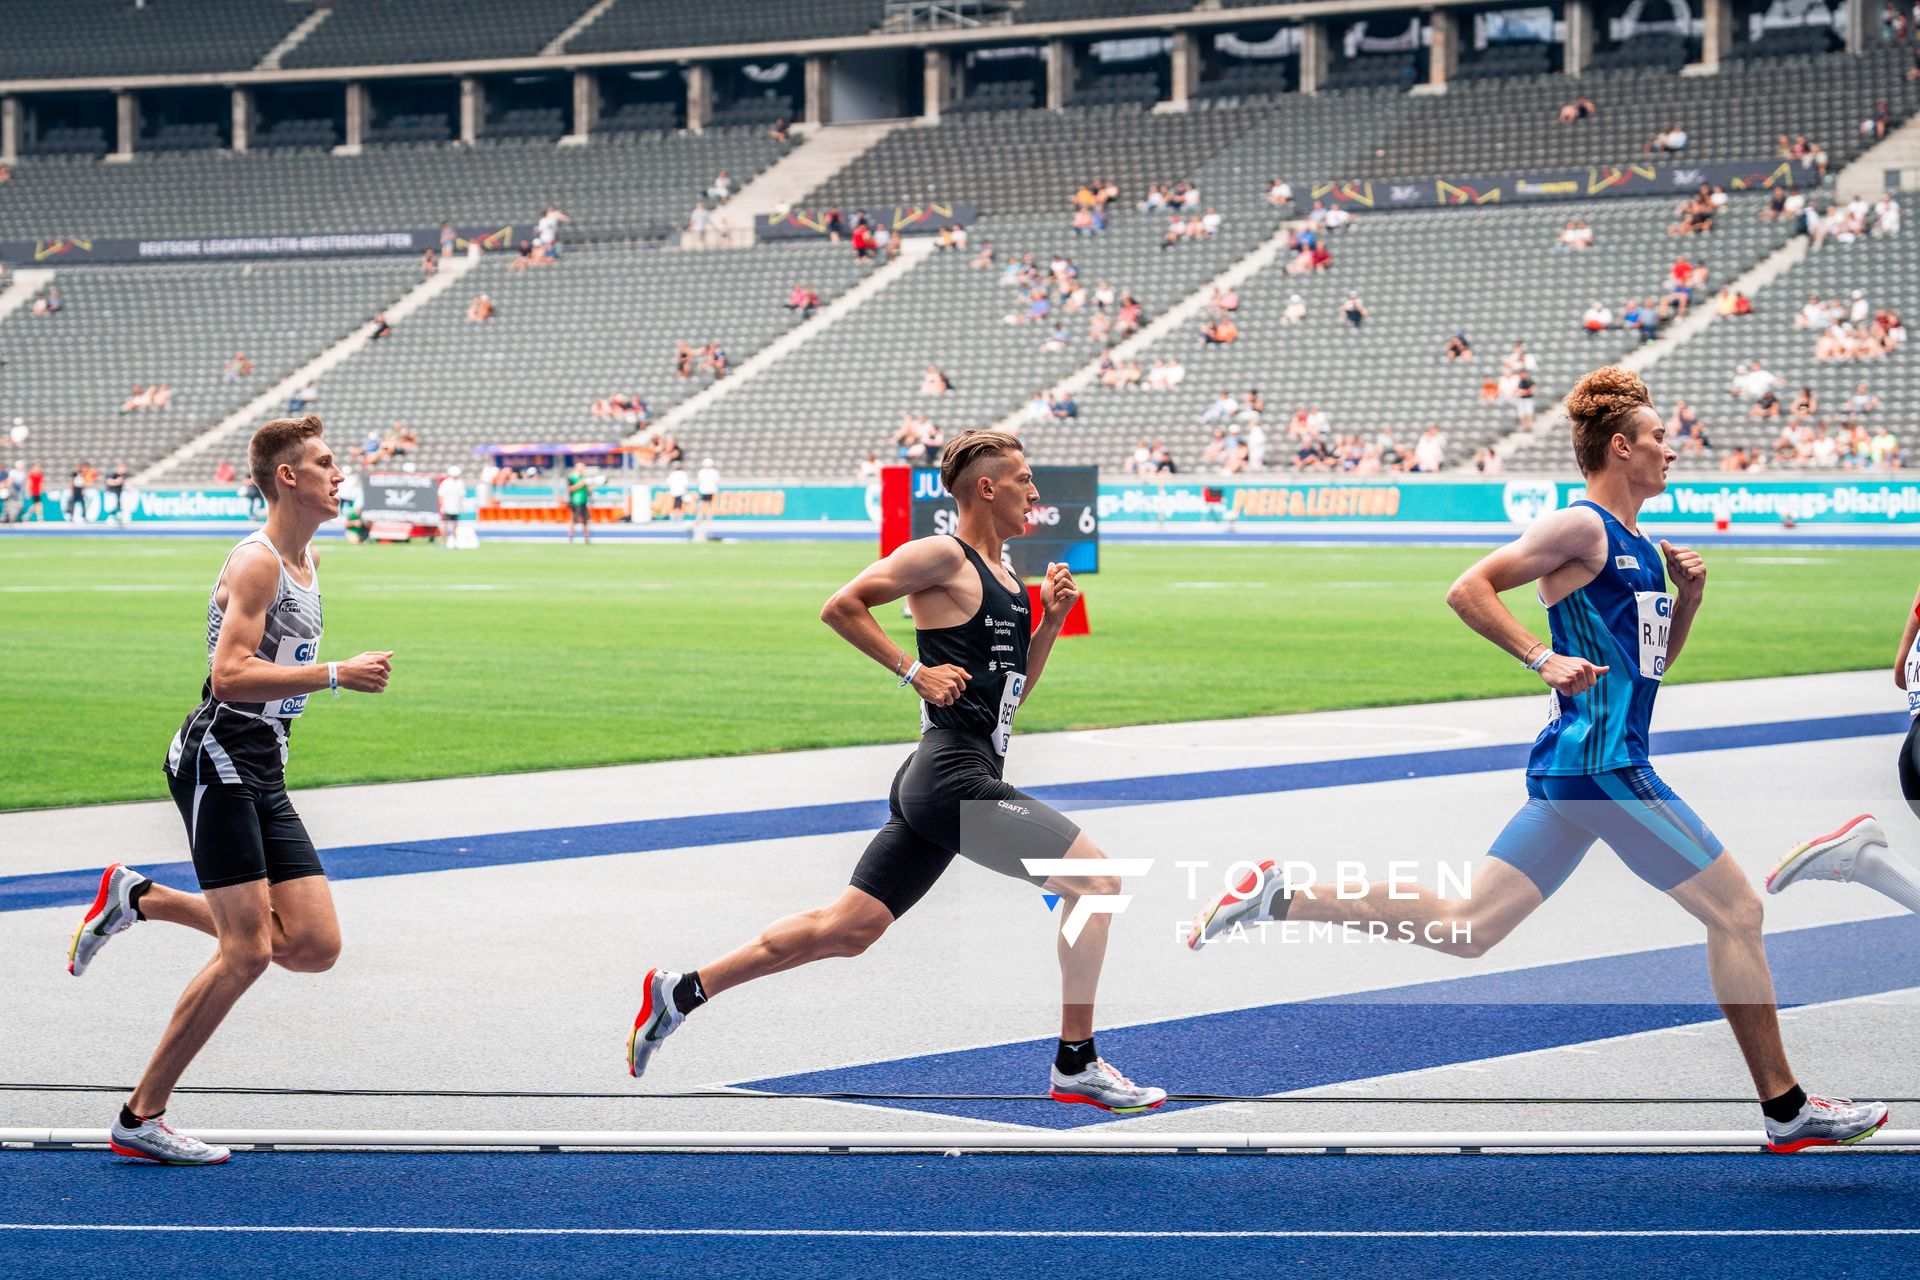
left=901, top=465, right=1099, bottom=577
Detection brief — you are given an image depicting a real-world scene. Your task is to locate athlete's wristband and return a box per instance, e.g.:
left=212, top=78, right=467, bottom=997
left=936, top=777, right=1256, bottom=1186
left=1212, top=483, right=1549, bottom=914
left=1520, top=641, right=1546, bottom=667
left=328, top=662, right=340, bottom=698
left=898, top=660, right=922, bottom=688
left=1526, top=649, right=1553, bottom=673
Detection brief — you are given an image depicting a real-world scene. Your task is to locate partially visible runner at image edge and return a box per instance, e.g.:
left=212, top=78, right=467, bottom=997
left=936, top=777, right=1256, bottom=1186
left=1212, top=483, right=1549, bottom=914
left=67, top=415, right=394, bottom=1165
left=1191, top=367, right=1888, bottom=1154
left=626, top=429, right=1167, bottom=1114
left=1766, top=578, right=1920, bottom=918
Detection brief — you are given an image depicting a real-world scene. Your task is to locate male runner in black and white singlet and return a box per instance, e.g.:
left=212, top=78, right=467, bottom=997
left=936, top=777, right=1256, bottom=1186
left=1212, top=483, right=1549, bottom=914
left=66, top=415, right=393, bottom=1165
left=627, top=429, right=1166, bottom=1112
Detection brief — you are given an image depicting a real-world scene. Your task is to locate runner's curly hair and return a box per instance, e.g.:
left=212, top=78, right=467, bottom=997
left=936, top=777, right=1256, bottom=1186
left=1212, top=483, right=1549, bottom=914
left=1564, top=367, right=1653, bottom=477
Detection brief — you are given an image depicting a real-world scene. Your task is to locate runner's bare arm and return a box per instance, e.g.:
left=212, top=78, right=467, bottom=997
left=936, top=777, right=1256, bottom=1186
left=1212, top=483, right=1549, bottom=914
left=1659, top=540, right=1706, bottom=671
left=210, top=545, right=391, bottom=701
left=1447, top=505, right=1609, bottom=697
left=1898, top=585, right=1920, bottom=691
left=821, top=536, right=970, bottom=705
left=1021, top=562, right=1078, bottom=699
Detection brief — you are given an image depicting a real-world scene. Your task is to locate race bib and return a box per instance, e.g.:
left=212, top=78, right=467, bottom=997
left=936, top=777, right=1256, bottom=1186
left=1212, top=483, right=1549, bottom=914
left=1907, top=635, right=1920, bottom=718
left=268, top=634, right=319, bottom=718
left=1634, top=591, right=1673, bottom=680
left=992, top=672, right=1025, bottom=756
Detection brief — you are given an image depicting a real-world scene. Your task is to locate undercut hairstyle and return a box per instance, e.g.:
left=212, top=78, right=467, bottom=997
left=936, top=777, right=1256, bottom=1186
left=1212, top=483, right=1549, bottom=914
left=939, top=429, right=1025, bottom=502
left=249, top=414, right=325, bottom=501
left=1564, top=366, right=1652, bottom=477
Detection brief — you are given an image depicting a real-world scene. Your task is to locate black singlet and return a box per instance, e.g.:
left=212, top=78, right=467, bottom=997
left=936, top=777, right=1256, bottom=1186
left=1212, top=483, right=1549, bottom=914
left=918, top=536, right=1031, bottom=752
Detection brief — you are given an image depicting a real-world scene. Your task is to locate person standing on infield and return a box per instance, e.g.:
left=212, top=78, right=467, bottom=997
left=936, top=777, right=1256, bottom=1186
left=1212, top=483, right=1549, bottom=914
left=1190, top=368, right=1887, bottom=1153
left=627, top=430, right=1166, bottom=1113
left=67, top=415, right=393, bottom=1165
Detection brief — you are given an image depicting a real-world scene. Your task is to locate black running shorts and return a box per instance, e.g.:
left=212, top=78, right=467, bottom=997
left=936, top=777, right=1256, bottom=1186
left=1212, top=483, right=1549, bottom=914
left=850, top=729, right=1081, bottom=919
left=166, top=771, right=326, bottom=891
left=1901, top=717, right=1920, bottom=822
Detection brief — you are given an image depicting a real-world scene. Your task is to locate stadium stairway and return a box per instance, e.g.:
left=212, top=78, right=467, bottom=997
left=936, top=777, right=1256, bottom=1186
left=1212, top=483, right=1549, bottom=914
left=0, top=270, right=57, bottom=325
left=639, top=237, right=936, bottom=442
left=546, top=0, right=619, bottom=54
left=136, top=254, right=478, bottom=485
left=257, top=6, right=335, bottom=72
left=1836, top=113, right=1920, bottom=205
left=987, top=218, right=1304, bottom=436
left=708, top=121, right=910, bottom=249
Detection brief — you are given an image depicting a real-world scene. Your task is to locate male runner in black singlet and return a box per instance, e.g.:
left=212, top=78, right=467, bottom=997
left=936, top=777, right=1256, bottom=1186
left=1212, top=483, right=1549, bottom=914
left=66, top=415, right=393, bottom=1164
left=628, top=429, right=1165, bottom=1112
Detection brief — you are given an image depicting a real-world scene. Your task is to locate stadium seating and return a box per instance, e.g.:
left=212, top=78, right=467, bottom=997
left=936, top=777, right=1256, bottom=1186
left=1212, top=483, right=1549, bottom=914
left=1059, top=197, right=1790, bottom=474
left=0, top=260, right=421, bottom=475
left=148, top=243, right=869, bottom=482
left=564, top=0, right=883, bottom=54
left=1341, top=50, right=1918, bottom=179
left=0, top=129, right=786, bottom=243
left=1507, top=227, right=1916, bottom=473
left=283, top=0, right=595, bottom=69
left=0, top=0, right=301, bottom=79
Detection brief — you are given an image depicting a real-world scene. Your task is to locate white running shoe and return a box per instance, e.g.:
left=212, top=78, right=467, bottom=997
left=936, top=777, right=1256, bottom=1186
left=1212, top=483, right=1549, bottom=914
left=1767, top=815, right=1887, bottom=894
left=1049, top=1059, right=1168, bottom=1115
left=108, top=1114, right=230, bottom=1166
left=1764, top=1095, right=1890, bottom=1154
left=1189, top=859, right=1285, bottom=951
left=627, top=967, right=686, bottom=1079
left=68, top=864, right=149, bottom=977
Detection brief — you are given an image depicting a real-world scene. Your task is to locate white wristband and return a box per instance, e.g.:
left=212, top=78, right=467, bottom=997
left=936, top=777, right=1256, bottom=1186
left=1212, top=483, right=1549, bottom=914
left=328, top=661, right=340, bottom=697
left=898, top=660, right=922, bottom=687
left=1526, top=649, right=1553, bottom=673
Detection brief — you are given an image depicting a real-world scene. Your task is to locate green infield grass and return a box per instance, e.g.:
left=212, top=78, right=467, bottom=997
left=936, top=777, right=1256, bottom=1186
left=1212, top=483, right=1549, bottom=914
left=0, top=537, right=1909, bottom=809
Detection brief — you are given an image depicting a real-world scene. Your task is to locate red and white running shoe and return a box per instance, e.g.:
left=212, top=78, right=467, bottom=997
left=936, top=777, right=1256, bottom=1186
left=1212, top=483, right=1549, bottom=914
left=1767, top=815, right=1886, bottom=894
left=68, top=864, right=148, bottom=977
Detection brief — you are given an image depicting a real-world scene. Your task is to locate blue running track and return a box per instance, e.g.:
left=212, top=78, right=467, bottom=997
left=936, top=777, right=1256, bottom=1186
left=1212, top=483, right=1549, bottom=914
left=1, top=1148, right=1916, bottom=1278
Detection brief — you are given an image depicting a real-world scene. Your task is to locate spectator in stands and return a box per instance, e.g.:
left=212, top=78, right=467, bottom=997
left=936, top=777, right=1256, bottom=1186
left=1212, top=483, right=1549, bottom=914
left=1201, top=314, right=1239, bottom=346
left=1413, top=424, right=1447, bottom=473
left=1636, top=298, right=1661, bottom=342
left=1049, top=391, right=1078, bottom=421
left=466, top=236, right=484, bottom=263
left=1556, top=95, right=1597, bottom=124
left=1721, top=447, right=1752, bottom=474
left=31, top=288, right=60, bottom=317
left=65, top=462, right=90, bottom=522
left=1040, top=322, right=1071, bottom=354
left=787, top=283, right=821, bottom=318
left=1668, top=186, right=1715, bottom=236
left=1445, top=330, right=1472, bottom=362
left=1762, top=185, right=1791, bottom=223
left=1645, top=124, right=1688, bottom=156
left=371, top=312, right=392, bottom=341
left=422, top=247, right=438, bottom=277
left=1124, top=440, right=1153, bottom=474
left=1876, top=195, right=1903, bottom=236
left=1791, top=386, right=1818, bottom=419
left=1670, top=399, right=1699, bottom=446
left=214, top=458, right=236, bottom=484
left=152, top=384, right=171, bottom=411
left=858, top=451, right=881, bottom=482
left=688, top=201, right=710, bottom=241
left=699, top=342, right=730, bottom=380
left=1731, top=360, right=1780, bottom=400
left=0, top=162, right=11, bottom=183
left=969, top=241, right=995, bottom=270
left=1283, top=294, right=1308, bottom=326
left=770, top=118, right=791, bottom=146
left=1582, top=301, right=1613, bottom=337
left=466, top=294, right=494, bottom=322
left=707, top=171, right=732, bottom=202
left=287, top=380, right=317, bottom=413
left=1714, top=288, right=1753, bottom=318
left=1513, top=371, right=1537, bottom=429
left=1750, top=387, right=1783, bottom=420
left=120, top=385, right=150, bottom=414
left=1864, top=100, right=1893, bottom=140
left=875, top=222, right=898, bottom=263
left=508, top=239, right=536, bottom=274
left=223, top=352, right=253, bottom=382
left=1022, top=391, right=1051, bottom=425
left=1201, top=391, right=1239, bottom=425
left=1265, top=178, right=1294, bottom=208
left=1851, top=383, right=1883, bottom=416
left=1341, top=292, right=1370, bottom=332
left=1556, top=220, right=1594, bottom=252
left=850, top=220, right=876, bottom=261
left=440, top=223, right=457, bottom=259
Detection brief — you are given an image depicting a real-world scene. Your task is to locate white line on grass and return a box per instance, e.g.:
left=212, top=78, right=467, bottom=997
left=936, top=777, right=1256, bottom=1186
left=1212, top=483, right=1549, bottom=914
left=1, top=1226, right=1917, bottom=1239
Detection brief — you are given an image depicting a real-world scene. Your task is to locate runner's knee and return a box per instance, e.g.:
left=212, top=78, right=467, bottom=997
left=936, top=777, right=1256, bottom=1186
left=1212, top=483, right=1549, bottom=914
left=218, top=936, right=273, bottom=980
left=277, top=934, right=341, bottom=973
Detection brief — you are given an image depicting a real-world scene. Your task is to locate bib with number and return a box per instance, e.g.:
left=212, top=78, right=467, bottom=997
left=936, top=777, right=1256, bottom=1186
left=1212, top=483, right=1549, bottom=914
left=992, top=672, right=1025, bottom=755
left=1634, top=591, right=1673, bottom=681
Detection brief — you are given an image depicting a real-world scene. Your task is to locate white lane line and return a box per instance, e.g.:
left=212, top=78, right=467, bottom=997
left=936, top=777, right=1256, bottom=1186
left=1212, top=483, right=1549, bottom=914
left=1, top=1225, right=1917, bottom=1239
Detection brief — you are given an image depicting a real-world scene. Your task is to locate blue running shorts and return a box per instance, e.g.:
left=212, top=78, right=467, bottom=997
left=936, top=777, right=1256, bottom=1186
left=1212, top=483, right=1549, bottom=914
left=1488, top=767, right=1724, bottom=898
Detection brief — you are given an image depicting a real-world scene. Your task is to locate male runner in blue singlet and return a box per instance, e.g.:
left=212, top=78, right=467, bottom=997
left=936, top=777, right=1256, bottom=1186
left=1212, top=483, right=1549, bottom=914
left=66, top=416, right=393, bottom=1164
left=1191, top=367, right=1887, bottom=1153
left=627, top=429, right=1165, bottom=1113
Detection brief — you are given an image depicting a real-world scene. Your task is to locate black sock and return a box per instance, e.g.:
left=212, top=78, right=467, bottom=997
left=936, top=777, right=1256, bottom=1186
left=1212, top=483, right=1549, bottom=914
left=671, top=971, right=708, bottom=1017
left=1762, top=1083, right=1808, bottom=1123
left=128, top=879, right=152, bottom=921
left=118, top=1105, right=151, bottom=1129
left=1055, top=1036, right=1097, bottom=1074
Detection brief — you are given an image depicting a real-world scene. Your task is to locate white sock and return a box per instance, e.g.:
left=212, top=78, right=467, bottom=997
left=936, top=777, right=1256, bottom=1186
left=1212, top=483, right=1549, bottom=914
left=1853, top=842, right=1920, bottom=916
